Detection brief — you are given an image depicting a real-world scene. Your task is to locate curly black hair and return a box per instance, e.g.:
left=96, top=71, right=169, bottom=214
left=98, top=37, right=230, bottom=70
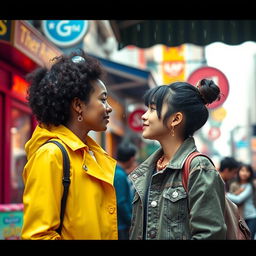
left=26, top=49, right=103, bottom=126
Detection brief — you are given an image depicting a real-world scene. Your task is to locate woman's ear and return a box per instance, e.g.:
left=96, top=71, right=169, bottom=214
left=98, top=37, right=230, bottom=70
left=169, top=112, right=183, bottom=127
left=71, top=97, right=83, bottom=113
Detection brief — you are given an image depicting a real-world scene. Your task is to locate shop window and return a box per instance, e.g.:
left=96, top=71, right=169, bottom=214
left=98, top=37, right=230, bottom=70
left=10, top=108, right=31, bottom=203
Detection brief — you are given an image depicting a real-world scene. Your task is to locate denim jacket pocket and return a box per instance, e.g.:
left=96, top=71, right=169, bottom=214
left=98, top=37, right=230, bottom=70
left=163, top=186, right=188, bottom=222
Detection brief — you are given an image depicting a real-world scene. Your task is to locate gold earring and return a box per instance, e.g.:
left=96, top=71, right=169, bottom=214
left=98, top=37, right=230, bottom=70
left=171, top=125, right=175, bottom=136
left=78, top=113, right=83, bottom=122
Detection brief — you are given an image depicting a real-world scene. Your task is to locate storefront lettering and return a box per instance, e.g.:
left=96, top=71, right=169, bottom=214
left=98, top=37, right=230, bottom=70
left=20, top=24, right=41, bottom=55
left=0, top=20, right=7, bottom=36
left=16, top=21, right=61, bottom=68
left=38, top=42, right=60, bottom=65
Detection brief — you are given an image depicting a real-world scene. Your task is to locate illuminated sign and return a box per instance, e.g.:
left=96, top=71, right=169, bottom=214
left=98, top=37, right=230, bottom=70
left=11, top=74, right=29, bottom=100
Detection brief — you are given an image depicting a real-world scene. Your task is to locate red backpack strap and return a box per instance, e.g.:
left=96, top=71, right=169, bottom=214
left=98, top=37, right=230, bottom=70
left=182, top=152, right=214, bottom=192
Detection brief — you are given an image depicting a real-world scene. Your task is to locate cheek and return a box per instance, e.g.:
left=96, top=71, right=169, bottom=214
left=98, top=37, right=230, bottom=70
left=143, top=121, right=167, bottom=138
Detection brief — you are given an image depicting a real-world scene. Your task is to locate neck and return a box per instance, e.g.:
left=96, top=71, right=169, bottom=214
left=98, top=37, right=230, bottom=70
left=159, top=135, right=184, bottom=163
left=65, top=122, right=88, bottom=143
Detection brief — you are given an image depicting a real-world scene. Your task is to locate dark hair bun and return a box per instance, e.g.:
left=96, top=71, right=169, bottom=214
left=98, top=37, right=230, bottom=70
left=197, top=78, right=221, bottom=105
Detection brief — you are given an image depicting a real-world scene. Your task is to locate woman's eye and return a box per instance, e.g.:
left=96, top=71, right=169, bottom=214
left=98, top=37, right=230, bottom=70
left=149, top=105, right=156, bottom=111
left=101, top=98, right=107, bottom=103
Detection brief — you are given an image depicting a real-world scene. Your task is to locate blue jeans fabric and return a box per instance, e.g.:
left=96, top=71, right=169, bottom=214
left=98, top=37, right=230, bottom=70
left=245, top=217, right=256, bottom=240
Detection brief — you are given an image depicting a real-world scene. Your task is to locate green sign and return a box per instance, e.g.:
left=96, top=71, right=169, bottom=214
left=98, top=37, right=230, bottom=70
left=0, top=205, right=23, bottom=240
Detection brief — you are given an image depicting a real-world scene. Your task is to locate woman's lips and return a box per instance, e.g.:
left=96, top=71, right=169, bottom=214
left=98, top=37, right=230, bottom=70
left=142, top=124, right=149, bottom=129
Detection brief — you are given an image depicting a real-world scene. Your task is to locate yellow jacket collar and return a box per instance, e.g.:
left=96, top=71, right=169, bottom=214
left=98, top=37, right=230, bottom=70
left=25, top=124, right=110, bottom=159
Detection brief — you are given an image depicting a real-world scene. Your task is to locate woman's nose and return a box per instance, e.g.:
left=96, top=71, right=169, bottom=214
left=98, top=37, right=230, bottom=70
left=106, top=102, right=112, bottom=113
left=141, top=112, right=147, bottom=120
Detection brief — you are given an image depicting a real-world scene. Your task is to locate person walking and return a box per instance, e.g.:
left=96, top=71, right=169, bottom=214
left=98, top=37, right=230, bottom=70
left=21, top=50, right=118, bottom=240
left=129, top=79, right=227, bottom=240
left=114, top=141, right=138, bottom=240
left=218, top=156, right=241, bottom=192
left=227, top=163, right=256, bottom=239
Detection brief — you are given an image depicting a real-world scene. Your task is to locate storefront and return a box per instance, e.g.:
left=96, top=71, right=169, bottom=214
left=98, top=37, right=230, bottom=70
left=0, top=20, right=62, bottom=204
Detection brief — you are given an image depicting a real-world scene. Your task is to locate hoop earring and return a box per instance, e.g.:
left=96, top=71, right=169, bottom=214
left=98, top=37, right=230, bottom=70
left=78, top=113, right=83, bottom=122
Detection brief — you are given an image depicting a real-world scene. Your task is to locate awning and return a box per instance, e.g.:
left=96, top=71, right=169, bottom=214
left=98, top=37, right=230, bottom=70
left=91, top=54, right=157, bottom=100
left=110, top=20, right=256, bottom=50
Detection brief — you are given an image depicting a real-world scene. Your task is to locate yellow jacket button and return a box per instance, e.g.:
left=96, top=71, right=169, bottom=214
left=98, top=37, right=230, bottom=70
left=108, top=206, right=115, bottom=214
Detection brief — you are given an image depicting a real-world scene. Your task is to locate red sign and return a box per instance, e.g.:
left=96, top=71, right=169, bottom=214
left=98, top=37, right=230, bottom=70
left=128, top=109, right=145, bottom=132
left=208, top=127, right=221, bottom=141
left=187, top=66, right=229, bottom=109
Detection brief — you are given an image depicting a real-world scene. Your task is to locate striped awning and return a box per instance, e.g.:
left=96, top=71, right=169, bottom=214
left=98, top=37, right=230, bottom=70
left=110, top=20, right=256, bottom=49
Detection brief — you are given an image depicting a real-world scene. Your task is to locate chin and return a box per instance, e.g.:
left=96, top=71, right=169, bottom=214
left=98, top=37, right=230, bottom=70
left=100, top=126, right=108, bottom=131
left=142, top=132, right=151, bottom=140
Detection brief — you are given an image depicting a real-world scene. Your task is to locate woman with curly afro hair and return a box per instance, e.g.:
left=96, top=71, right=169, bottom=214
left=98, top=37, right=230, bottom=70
left=21, top=49, right=118, bottom=240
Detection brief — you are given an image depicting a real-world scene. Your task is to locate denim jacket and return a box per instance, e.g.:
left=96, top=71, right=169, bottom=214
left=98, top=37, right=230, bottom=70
left=129, top=137, right=227, bottom=240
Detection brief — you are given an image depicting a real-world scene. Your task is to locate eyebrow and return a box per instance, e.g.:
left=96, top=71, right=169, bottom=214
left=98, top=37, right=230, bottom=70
left=100, top=92, right=107, bottom=97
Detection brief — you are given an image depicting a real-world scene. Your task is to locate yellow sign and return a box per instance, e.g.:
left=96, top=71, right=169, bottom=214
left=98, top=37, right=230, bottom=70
left=211, top=107, right=227, bottom=122
left=162, top=45, right=186, bottom=84
left=0, top=20, right=7, bottom=36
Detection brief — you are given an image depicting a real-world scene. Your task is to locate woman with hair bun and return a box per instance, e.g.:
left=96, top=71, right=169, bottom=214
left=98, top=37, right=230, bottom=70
left=129, top=79, right=227, bottom=240
left=21, top=49, right=118, bottom=240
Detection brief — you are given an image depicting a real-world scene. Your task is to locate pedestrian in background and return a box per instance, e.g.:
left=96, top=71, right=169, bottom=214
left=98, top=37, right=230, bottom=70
left=114, top=141, right=138, bottom=240
left=21, top=49, right=118, bottom=240
left=129, top=79, right=227, bottom=240
left=227, top=163, right=256, bottom=239
left=218, top=156, right=241, bottom=192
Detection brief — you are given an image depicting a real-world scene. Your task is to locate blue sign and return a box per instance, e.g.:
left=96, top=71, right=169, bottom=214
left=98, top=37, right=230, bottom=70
left=42, top=20, right=89, bottom=48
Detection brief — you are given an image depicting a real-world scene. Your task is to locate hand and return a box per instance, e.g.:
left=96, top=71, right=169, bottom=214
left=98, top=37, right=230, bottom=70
left=234, top=187, right=245, bottom=195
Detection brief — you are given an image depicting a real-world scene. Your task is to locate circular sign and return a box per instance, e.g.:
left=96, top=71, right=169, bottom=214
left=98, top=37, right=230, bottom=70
left=208, top=127, right=221, bottom=141
left=211, top=106, right=227, bottom=122
left=187, top=66, right=229, bottom=109
left=128, top=109, right=145, bottom=132
left=42, top=20, right=89, bottom=48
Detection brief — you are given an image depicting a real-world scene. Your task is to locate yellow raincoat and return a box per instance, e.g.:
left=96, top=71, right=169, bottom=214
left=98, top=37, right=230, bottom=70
left=21, top=124, right=118, bottom=240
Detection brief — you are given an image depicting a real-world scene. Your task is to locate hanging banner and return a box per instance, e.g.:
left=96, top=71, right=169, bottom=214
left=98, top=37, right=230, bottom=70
left=162, top=45, right=186, bottom=84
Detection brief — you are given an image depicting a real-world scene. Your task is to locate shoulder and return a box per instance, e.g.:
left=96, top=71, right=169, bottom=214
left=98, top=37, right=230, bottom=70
left=244, top=183, right=253, bottom=191
left=190, top=154, right=216, bottom=173
left=229, top=181, right=240, bottom=191
left=188, top=154, right=224, bottom=186
left=35, top=140, right=67, bottom=160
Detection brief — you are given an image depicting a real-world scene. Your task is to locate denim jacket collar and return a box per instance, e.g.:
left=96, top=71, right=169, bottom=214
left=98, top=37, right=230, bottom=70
left=167, top=136, right=197, bottom=169
left=131, top=137, right=197, bottom=179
